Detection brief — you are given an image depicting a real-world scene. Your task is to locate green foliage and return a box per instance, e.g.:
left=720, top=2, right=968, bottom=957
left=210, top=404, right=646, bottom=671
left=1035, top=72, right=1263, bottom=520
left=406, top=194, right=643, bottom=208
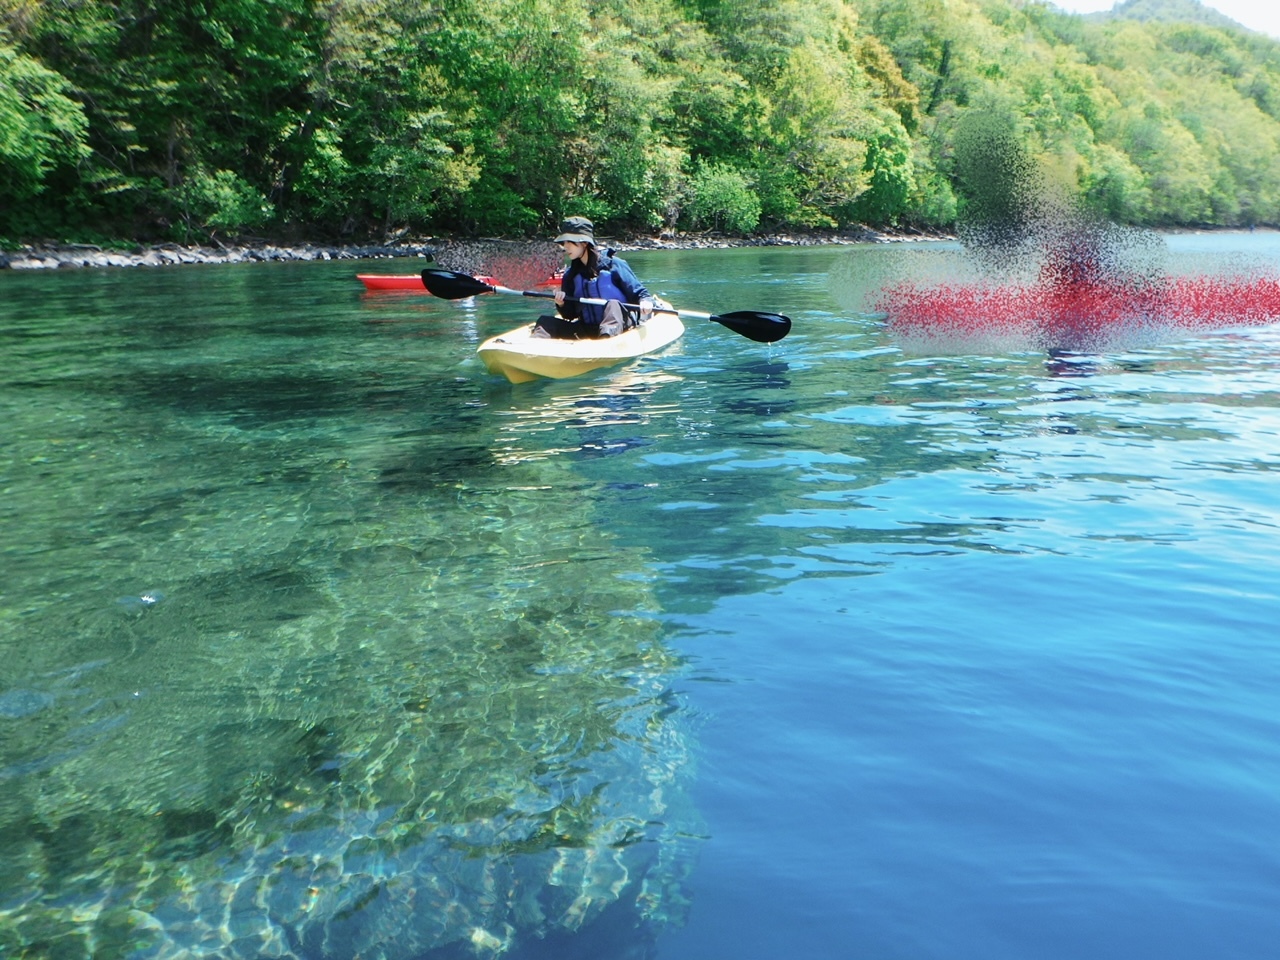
left=686, top=162, right=761, bottom=233
left=842, top=106, right=916, bottom=224
left=7, top=0, right=1280, bottom=241
left=0, top=40, right=88, bottom=205
left=907, top=160, right=959, bottom=227
left=17, top=0, right=331, bottom=238
left=431, top=0, right=589, bottom=234
left=287, top=1, right=481, bottom=236
left=176, top=168, right=273, bottom=239
left=1079, top=143, right=1151, bottom=222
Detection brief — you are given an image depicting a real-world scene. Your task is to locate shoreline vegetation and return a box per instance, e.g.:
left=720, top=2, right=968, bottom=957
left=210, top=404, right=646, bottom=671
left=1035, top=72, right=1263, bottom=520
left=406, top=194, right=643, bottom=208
left=8, top=2, right=1280, bottom=260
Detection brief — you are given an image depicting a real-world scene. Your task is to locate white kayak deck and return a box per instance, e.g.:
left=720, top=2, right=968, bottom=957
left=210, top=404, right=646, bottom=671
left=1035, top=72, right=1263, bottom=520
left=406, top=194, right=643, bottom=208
left=476, top=312, right=686, bottom=383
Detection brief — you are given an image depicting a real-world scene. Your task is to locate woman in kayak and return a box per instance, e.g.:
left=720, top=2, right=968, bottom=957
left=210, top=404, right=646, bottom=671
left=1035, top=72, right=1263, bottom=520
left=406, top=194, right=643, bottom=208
left=533, top=216, right=658, bottom=339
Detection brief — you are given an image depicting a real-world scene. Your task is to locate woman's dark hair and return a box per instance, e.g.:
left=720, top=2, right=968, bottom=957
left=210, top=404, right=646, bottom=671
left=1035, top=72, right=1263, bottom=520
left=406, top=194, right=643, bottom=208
left=581, top=245, right=600, bottom=279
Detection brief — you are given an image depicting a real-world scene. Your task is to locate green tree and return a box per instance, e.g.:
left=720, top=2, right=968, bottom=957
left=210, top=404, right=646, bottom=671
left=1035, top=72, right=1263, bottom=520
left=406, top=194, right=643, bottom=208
left=0, top=40, right=88, bottom=210
left=687, top=161, right=760, bottom=232
left=1079, top=143, right=1150, bottom=222
left=289, top=0, right=480, bottom=236
left=427, top=0, right=590, bottom=235
left=755, top=39, right=871, bottom=226
left=20, top=0, right=330, bottom=237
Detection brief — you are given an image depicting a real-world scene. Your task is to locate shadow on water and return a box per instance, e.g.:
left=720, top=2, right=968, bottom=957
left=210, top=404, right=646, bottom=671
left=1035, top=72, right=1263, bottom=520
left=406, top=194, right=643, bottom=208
left=80, top=364, right=483, bottom=427
left=716, top=359, right=794, bottom=417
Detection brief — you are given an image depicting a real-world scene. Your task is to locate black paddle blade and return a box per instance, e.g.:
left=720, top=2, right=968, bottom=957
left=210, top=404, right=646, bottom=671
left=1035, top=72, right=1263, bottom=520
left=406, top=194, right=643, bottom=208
left=421, top=268, right=493, bottom=299
left=710, top=310, right=792, bottom=343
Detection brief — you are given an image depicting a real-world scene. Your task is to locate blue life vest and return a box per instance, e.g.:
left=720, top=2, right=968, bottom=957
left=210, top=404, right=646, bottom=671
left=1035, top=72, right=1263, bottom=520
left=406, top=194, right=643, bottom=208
left=561, top=252, right=648, bottom=326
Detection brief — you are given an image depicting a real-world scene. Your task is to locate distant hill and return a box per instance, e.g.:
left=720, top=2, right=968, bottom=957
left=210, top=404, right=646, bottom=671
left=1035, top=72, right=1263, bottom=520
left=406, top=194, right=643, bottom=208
left=1086, top=0, right=1251, bottom=34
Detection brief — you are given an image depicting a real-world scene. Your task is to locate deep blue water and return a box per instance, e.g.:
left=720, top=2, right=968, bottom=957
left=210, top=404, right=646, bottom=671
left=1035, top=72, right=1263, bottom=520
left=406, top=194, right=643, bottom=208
left=655, top=235, right=1280, bottom=960
left=2, top=234, right=1279, bottom=959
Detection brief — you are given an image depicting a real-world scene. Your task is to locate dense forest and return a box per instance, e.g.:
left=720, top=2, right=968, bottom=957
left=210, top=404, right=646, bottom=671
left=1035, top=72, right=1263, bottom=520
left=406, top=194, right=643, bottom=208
left=4, top=0, right=1280, bottom=245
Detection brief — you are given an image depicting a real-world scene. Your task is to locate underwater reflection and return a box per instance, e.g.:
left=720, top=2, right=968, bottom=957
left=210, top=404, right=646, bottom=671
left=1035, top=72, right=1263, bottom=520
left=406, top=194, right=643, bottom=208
left=489, top=369, right=684, bottom=465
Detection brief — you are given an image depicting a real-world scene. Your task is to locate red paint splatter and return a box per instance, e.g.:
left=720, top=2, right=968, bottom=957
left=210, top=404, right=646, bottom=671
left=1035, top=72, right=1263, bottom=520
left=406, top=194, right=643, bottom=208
left=879, top=274, right=1280, bottom=352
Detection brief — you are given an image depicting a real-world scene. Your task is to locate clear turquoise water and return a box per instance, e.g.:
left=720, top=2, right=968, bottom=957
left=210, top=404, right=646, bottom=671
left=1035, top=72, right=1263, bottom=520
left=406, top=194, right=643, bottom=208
left=2, top=236, right=1279, bottom=959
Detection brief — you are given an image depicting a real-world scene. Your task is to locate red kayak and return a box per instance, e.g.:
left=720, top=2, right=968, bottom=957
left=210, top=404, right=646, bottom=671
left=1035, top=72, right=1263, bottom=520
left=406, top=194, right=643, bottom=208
left=358, top=273, right=498, bottom=291
left=879, top=274, right=1280, bottom=350
left=358, top=270, right=561, bottom=292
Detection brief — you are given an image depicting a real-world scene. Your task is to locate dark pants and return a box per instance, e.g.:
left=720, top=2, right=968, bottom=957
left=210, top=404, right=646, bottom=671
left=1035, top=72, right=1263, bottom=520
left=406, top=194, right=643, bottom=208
left=533, top=300, right=635, bottom=339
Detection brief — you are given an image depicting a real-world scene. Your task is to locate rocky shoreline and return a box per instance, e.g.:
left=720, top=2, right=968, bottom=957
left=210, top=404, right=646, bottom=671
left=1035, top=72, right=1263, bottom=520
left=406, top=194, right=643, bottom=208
left=0, top=226, right=953, bottom=271
left=4, top=224, right=1269, bottom=272
left=0, top=240, right=439, bottom=270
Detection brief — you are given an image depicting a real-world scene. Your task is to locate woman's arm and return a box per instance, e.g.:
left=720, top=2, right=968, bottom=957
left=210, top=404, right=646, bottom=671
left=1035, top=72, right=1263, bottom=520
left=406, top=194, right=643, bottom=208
left=611, top=257, right=651, bottom=302
left=556, top=266, right=582, bottom=320
left=611, top=256, right=657, bottom=320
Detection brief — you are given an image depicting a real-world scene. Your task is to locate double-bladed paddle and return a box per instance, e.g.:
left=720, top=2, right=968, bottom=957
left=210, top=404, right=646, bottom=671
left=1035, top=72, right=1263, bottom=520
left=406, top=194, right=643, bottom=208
left=421, top=268, right=791, bottom=343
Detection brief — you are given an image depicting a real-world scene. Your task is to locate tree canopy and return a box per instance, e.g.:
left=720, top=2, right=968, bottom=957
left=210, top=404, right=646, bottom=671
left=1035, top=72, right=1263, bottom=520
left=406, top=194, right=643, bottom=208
left=3, top=0, right=1280, bottom=243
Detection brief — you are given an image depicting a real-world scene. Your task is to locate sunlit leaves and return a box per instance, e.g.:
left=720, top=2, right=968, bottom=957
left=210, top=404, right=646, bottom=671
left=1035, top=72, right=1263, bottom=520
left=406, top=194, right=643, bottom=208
left=0, top=41, right=89, bottom=200
left=687, top=161, right=761, bottom=232
left=757, top=40, right=871, bottom=226
left=178, top=168, right=273, bottom=236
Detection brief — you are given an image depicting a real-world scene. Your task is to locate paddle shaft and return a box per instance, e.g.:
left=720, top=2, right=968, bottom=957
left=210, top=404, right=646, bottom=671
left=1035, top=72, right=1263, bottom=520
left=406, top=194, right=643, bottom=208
left=493, top=285, right=698, bottom=318
left=421, top=268, right=790, bottom=342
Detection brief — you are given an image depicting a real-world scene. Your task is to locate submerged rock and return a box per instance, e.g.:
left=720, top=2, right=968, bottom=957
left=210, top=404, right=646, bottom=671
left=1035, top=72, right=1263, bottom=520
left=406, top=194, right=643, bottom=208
left=0, top=689, right=54, bottom=719
left=0, top=457, right=698, bottom=960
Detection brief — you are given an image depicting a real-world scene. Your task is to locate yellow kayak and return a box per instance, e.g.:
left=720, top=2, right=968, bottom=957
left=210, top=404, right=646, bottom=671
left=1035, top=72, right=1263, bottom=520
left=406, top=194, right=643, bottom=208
left=477, top=311, right=685, bottom=383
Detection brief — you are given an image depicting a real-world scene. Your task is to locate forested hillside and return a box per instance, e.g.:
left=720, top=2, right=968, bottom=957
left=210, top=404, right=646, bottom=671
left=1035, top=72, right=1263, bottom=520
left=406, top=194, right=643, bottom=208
left=3, top=0, right=1280, bottom=244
